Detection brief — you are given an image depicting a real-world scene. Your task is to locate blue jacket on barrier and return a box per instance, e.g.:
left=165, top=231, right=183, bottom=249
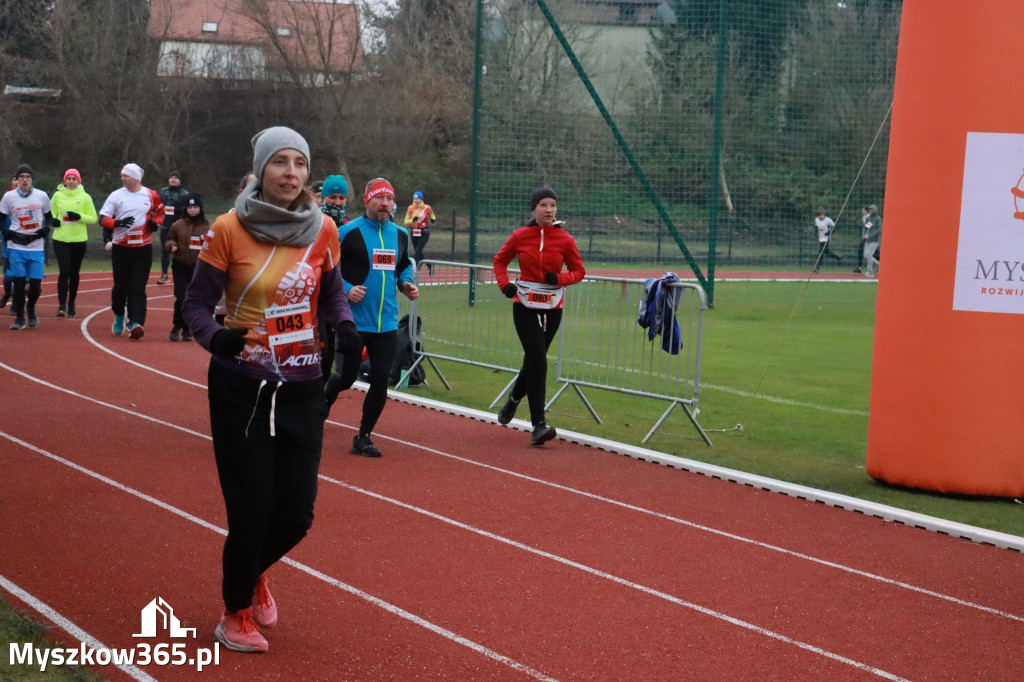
left=637, top=272, right=682, bottom=355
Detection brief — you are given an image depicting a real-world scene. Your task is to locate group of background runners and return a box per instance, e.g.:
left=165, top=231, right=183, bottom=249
left=0, top=125, right=586, bottom=654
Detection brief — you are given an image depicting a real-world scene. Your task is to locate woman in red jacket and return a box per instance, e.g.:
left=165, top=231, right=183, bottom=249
left=492, top=185, right=586, bottom=446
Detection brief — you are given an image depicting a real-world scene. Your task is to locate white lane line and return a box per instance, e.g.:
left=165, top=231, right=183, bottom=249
left=361, top=429, right=1024, bottom=624
left=1, top=358, right=1013, bottom=674
left=19, top=327, right=1024, bottom=625
left=701, top=381, right=869, bottom=416
left=0, top=430, right=560, bottom=682
left=0, top=574, right=158, bottom=682
left=1, top=423, right=904, bottom=681
left=320, top=473, right=908, bottom=681
left=79, top=309, right=206, bottom=388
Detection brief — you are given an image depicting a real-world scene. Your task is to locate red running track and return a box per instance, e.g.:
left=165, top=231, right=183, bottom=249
left=1, top=272, right=1022, bottom=681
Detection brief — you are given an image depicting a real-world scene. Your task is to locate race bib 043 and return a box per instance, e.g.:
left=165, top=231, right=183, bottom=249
left=265, top=302, right=314, bottom=362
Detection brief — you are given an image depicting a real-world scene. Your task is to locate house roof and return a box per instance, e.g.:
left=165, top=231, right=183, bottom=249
left=148, top=0, right=363, bottom=72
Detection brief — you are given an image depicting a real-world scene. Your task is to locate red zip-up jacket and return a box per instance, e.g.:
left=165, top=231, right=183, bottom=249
left=493, top=220, right=586, bottom=305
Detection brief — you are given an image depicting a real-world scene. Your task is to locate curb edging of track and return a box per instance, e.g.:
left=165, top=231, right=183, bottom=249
left=384, top=388, right=1024, bottom=553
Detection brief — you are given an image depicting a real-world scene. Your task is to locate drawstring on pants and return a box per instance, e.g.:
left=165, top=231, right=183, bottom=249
left=536, top=312, right=547, bottom=332
left=245, top=379, right=283, bottom=438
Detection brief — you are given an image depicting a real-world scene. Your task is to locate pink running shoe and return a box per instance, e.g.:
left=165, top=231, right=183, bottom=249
left=252, top=573, right=278, bottom=628
left=214, top=607, right=268, bottom=653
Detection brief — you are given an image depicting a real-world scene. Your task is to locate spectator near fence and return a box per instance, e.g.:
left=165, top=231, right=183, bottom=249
left=863, top=204, right=882, bottom=277
left=98, top=163, right=164, bottom=340
left=493, top=185, right=586, bottom=447
left=0, top=164, right=59, bottom=330
left=182, top=126, right=359, bottom=654
left=50, top=169, right=98, bottom=319
left=324, top=177, right=419, bottom=458
left=812, top=210, right=841, bottom=273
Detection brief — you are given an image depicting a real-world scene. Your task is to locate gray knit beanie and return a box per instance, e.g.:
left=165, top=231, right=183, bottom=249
left=251, top=126, right=311, bottom=182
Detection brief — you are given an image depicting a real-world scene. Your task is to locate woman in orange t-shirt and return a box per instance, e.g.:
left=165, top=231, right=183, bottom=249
left=183, top=127, right=360, bottom=654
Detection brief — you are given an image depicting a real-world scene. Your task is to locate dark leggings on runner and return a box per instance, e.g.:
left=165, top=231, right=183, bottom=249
left=53, top=240, right=87, bottom=309
left=11, top=277, right=42, bottom=318
left=510, top=303, right=563, bottom=426
left=171, top=261, right=194, bottom=331
left=111, top=243, right=152, bottom=325
left=334, top=330, right=397, bottom=437
left=208, top=360, right=327, bottom=612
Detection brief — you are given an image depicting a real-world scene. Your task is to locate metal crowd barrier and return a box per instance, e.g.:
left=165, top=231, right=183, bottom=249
left=401, top=260, right=710, bottom=445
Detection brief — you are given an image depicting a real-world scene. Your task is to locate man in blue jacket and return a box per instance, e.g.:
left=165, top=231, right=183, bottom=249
left=324, top=177, right=419, bottom=457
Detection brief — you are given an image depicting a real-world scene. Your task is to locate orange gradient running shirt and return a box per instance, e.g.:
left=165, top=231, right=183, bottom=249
left=199, top=212, right=340, bottom=381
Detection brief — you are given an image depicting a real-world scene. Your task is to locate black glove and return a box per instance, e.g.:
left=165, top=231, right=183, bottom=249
left=113, top=216, right=134, bottom=228
left=502, top=283, right=517, bottom=299
left=48, top=216, right=61, bottom=229
left=33, top=225, right=51, bottom=240
left=210, top=327, right=249, bottom=359
left=64, top=211, right=81, bottom=221
left=544, top=271, right=559, bottom=285
left=147, top=219, right=160, bottom=233
left=324, top=373, right=345, bottom=407
left=334, top=320, right=362, bottom=356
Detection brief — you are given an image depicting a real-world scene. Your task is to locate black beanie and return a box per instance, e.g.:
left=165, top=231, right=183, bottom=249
left=15, top=164, right=32, bottom=178
left=184, top=194, right=205, bottom=220
left=169, top=170, right=182, bottom=181
left=530, top=185, right=557, bottom=210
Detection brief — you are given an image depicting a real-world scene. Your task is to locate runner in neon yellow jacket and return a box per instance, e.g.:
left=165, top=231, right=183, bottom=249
left=50, top=169, right=98, bottom=318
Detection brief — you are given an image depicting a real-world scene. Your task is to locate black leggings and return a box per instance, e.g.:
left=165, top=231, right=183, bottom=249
left=11, top=278, right=42, bottom=318
left=335, top=330, right=397, bottom=437
left=412, top=232, right=430, bottom=264
left=53, top=240, right=87, bottom=309
left=171, top=261, right=194, bottom=331
left=111, top=243, right=152, bottom=325
left=208, top=361, right=327, bottom=612
left=510, top=304, right=562, bottom=426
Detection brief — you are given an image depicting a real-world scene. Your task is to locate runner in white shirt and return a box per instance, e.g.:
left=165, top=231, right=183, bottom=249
left=98, top=163, right=164, bottom=339
left=812, top=210, right=841, bottom=273
left=0, top=164, right=59, bottom=330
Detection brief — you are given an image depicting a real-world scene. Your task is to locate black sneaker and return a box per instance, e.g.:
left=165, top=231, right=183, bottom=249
left=497, top=398, right=519, bottom=425
left=56, top=306, right=66, bottom=318
left=351, top=435, right=382, bottom=457
left=27, top=312, right=38, bottom=328
left=531, top=423, right=557, bottom=447
left=10, top=317, right=25, bottom=330
left=169, top=327, right=180, bottom=342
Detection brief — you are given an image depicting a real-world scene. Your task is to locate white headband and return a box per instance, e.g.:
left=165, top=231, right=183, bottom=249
left=121, top=163, right=144, bottom=182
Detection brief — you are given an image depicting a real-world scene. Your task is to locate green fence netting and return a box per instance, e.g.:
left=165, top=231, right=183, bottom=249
left=469, top=0, right=900, bottom=303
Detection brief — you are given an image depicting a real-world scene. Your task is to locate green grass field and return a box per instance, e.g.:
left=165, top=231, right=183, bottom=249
left=402, top=279, right=1023, bottom=538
